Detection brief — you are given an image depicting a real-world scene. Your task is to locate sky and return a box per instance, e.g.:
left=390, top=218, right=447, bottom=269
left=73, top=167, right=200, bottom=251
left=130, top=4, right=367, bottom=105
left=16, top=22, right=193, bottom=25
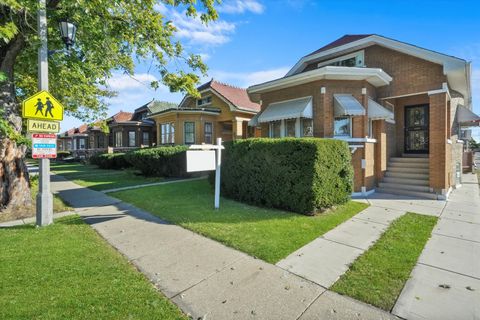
left=60, top=0, right=480, bottom=140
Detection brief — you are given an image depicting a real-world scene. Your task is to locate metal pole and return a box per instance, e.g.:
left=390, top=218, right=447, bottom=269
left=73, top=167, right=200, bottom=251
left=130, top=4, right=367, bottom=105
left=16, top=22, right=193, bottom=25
left=36, top=0, right=53, bottom=226
left=214, top=138, right=222, bottom=209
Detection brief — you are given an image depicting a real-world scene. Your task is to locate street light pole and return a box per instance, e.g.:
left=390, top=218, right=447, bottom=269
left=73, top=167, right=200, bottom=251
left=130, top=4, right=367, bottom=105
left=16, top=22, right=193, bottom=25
left=36, top=0, right=53, bottom=226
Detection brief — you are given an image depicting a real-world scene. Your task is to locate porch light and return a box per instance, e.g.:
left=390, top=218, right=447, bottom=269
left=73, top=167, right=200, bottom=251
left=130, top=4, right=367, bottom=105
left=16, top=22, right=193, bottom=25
left=58, top=19, right=77, bottom=49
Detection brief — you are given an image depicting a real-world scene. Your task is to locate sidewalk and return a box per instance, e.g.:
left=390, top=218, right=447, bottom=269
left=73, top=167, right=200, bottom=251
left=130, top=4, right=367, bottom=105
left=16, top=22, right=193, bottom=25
left=392, top=173, right=480, bottom=320
left=50, top=174, right=396, bottom=320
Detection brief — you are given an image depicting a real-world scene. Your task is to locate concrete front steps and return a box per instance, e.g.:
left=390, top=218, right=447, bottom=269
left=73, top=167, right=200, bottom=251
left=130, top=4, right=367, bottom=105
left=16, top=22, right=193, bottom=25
left=377, top=157, right=438, bottom=199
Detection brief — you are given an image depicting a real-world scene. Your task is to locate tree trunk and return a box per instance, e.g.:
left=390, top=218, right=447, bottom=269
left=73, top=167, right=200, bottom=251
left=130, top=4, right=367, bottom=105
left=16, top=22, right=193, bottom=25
left=0, top=34, right=31, bottom=212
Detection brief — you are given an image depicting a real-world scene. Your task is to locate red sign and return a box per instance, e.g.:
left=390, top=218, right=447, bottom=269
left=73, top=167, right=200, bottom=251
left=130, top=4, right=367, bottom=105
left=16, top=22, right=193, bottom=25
left=32, top=133, right=57, bottom=159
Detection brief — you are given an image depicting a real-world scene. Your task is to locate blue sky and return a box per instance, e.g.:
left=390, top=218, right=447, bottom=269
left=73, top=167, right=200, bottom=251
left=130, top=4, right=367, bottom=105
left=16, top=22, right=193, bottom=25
left=60, top=0, right=480, bottom=140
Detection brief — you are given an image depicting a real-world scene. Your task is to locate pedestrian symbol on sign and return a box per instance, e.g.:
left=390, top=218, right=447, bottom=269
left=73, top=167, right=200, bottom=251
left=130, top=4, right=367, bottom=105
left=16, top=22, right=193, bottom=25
left=22, top=90, right=64, bottom=121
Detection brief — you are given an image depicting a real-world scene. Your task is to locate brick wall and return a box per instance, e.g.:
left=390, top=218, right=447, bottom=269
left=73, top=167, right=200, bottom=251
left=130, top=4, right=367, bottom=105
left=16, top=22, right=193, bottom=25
left=429, top=92, right=448, bottom=191
left=365, top=45, right=446, bottom=98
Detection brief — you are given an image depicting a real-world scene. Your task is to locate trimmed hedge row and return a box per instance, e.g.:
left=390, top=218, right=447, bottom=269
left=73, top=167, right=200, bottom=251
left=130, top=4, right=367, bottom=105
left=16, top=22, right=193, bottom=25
left=124, top=146, right=189, bottom=177
left=219, top=138, right=353, bottom=215
left=90, top=153, right=130, bottom=170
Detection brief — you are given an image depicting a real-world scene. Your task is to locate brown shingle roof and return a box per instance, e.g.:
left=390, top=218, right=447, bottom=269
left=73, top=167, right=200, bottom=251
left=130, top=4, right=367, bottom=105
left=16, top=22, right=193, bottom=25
left=306, top=34, right=373, bottom=57
left=77, top=124, right=88, bottom=134
left=112, top=111, right=133, bottom=122
left=199, top=79, right=260, bottom=112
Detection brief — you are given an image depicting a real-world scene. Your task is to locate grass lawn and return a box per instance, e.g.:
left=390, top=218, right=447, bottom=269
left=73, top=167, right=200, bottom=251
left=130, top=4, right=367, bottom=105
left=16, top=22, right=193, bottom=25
left=0, top=215, right=186, bottom=320
left=331, top=212, right=438, bottom=311
left=51, top=162, right=163, bottom=191
left=111, top=179, right=368, bottom=263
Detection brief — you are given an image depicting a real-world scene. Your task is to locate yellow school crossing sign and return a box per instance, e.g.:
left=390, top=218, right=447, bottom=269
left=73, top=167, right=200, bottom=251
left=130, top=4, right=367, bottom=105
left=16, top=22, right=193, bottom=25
left=22, top=90, right=64, bottom=121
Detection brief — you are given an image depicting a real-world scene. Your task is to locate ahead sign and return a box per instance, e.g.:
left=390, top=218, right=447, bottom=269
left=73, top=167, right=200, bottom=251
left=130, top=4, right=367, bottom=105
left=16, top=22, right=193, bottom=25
left=22, top=90, right=64, bottom=121
left=27, top=119, right=60, bottom=133
left=32, top=133, right=57, bottom=159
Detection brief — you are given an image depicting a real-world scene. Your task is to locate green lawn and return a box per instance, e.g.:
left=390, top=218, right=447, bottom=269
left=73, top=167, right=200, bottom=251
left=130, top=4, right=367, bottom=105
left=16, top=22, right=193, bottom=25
left=51, top=162, right=163, bottom=191
left=0, top=215, right=186, bottom=320
left=111, top=179, right=368, bottom=263
left=331, top=212, right=438, bottom=311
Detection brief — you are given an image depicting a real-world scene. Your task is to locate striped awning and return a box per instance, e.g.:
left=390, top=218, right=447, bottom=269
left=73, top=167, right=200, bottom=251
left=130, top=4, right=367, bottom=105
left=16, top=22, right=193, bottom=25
left=368, top=98, right=394, bottom=121
left=456, top=105, right=480, bottom=127
left=334, top=94, right=365, bottom=117
left=257, top=96, right=312, bottom=123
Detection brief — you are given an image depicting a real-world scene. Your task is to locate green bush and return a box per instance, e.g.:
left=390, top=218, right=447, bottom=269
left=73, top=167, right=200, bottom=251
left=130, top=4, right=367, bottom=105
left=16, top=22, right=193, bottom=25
left=90, top=153, right=130, bottom=170
left=219, top=138, right=353, bottom=215
left=125, top=146, right=189, bottom=177
left=56, top=151, right=71, bottom=159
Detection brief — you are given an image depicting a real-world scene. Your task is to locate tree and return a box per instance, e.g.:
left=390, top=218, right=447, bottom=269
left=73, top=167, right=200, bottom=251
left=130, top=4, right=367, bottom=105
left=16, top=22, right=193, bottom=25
left=0, top=0, right=218, bottom=211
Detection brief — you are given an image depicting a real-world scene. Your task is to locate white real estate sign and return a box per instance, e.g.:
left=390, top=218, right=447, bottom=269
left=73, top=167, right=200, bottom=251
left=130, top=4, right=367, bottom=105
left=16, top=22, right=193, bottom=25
left=187, top=138, right=224, bottom=209
left=186, top=150, right=216, bottom=172
left=32, top=133, right=57, bottom=159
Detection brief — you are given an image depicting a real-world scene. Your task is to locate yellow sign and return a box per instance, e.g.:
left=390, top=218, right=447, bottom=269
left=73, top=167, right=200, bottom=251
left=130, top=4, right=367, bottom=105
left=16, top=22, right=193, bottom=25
left=22, top=90, right=64, bottom=121
left=27, top=119, right=60, bottom=133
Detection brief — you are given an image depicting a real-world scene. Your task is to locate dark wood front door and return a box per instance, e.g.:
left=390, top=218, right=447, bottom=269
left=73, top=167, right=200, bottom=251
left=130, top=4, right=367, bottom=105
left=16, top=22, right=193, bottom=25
left=404, top=104, right=429, bottom=154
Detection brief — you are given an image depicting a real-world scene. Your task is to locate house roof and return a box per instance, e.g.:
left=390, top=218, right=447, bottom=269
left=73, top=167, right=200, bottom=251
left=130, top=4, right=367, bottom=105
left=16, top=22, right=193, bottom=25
left=147, top=100, right=179, bottom=114
left=112, top=111, right=133, bottom=123
left=305, top=34, right=373, bottom=57
left=77, top=124, right=88, bottom=134
left=199, top=79, right=260, bottom=113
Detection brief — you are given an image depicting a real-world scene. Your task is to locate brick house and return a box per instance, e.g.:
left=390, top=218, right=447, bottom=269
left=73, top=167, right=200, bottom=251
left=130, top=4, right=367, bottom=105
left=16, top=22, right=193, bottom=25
left=248, top=34, right=479, bottom=199
left=149, top=80, right=260, bottom=145
left=57, top=124, right=89, bottom=158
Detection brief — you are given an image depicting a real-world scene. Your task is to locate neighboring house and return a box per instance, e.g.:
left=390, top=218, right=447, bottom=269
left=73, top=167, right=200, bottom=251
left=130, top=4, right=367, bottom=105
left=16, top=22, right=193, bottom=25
left=148, top=80, right=260, bottom=145
left=107, top=104, right=156, bottom=150
left=248, top=34, right=480, bottom=199
left=57, top=125, right=89, bottom=158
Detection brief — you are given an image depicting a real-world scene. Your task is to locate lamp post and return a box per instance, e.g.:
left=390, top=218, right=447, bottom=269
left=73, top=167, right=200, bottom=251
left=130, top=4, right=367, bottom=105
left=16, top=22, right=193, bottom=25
left=36, top=0, right=76, bottom=227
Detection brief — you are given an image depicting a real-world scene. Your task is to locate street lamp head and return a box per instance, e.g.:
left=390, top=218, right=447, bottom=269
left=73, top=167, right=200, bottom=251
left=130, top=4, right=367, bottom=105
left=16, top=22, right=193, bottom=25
left=58, top=19, right=77, bottom=49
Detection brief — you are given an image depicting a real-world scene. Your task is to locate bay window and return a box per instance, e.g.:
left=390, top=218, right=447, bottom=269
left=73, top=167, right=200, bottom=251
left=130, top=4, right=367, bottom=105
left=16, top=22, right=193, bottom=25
left=184, top=122, right=195, bottom=144
left=204, top=122, right=213, bottom=144
left=161, top=123, right=175, bottom=144
left=302, top=118, right=313, bottom=137
left=284, top=119, right=296, bottom=137
left=269, top=121, right=281, bottom=138
left=128, top=131, right=136, bottom=147
left=115, top=131, right=122, bottom=147
left=334, top=117, right=351, bottom=137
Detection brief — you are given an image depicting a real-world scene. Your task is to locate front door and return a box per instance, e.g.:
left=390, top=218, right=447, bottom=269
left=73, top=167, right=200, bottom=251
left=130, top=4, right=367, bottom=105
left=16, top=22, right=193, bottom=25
left=404, top=104, right=429, bottom=154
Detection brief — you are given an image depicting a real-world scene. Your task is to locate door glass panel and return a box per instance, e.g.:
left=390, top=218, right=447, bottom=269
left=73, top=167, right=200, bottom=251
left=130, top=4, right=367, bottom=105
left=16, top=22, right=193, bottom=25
left=405, top=105, right=429, bottom=153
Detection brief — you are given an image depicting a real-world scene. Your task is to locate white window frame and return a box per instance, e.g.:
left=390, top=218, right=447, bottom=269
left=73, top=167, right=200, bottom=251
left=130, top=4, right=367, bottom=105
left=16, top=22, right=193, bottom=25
left=333, top=116, right=353, bottom=138
left=184, top=122, right=195, bottom=145
left=317, top=50, right=365, bottom=68
left=161, top=123, right=175, bottom=144
left=78, top=138, right=86, bottom=150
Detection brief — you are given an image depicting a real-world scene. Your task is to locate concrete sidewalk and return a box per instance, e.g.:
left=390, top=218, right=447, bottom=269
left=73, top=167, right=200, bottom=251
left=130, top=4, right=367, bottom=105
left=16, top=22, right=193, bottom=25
left=50, top=174, right=396, bottom=320
left=392, top=173, right=480, bottom=320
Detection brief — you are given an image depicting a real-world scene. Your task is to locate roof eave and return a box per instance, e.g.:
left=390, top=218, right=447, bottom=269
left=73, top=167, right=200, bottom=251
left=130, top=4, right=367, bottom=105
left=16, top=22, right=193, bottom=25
left=248, top=66, right=392, bottom=98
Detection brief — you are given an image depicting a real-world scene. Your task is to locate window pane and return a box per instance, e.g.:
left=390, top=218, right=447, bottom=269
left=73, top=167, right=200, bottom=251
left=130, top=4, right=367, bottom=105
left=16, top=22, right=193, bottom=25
left=115, top=132, right=122, bottom=147
left=128, top=131, right=136, bottom=147
left=334, top=117, right=350, bottom=136
left=204, top=122, right=213, bottom=144
left=302, top=119, right=313, bottom=137
left=142, top=132, right=149, bottom=145
left=184, top=122, right=195, bottom=144
left=285, top=119, right=296, bottom=137
left=270, top=121, right=281, bottom=138
left=170, top=123, right=175, bottom=144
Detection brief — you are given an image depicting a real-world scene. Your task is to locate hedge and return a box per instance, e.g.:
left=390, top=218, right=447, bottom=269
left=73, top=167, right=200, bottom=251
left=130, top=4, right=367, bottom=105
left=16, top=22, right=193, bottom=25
left=89, top=153, right=130, bottom=170
left=219, top=138, right=353, bottom=215
left=124, top=146, right=189, bottom=177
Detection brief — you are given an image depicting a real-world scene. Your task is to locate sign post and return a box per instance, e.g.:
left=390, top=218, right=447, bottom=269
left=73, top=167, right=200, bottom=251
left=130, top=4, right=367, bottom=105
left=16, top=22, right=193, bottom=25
left=186, top=138, right=224, bottom=209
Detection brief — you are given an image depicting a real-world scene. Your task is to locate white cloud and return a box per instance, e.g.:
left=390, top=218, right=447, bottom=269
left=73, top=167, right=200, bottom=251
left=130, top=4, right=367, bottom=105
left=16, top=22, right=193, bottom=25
left=106, top=73, right=159, bottom=91
left=218, top=0, right=265, bottom=14
left=209, top=67, right=290, bottom=87
left=157, top=5, right=236, bottom=46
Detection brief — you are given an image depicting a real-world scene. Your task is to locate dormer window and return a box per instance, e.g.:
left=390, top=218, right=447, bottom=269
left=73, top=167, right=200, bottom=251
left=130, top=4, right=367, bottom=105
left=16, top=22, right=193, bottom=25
left=197, top=96, right=212, bottom=106
left=317, top=50, right=365, bottom=68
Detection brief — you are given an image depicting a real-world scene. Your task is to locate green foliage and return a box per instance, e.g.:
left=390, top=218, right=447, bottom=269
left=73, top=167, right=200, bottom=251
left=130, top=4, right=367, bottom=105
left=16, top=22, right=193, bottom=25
left=56, top=150, right=71, bottom=159
left=2, top=0, right=219, bottom=121
left=0, top=109, right=30, bottom=146
left=332, top=212, right=437, bottom=310
left=125, top=146, right=189, bottom=177
left=218, top=138, right=354, bottom=215
left=89, top=153, right=130, bottom=170
left=0, top=215, right=187, bottom=319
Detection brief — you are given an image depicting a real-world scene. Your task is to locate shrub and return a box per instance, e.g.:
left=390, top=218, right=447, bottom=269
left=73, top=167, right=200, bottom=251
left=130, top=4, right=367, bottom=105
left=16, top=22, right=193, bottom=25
left=90, top=153, right=130, bottom=170
left=125, top=146, right=189, bottom=177
left=56, top=151, right=71, bottom=160
left=218, top=138, right=353, bottom=215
